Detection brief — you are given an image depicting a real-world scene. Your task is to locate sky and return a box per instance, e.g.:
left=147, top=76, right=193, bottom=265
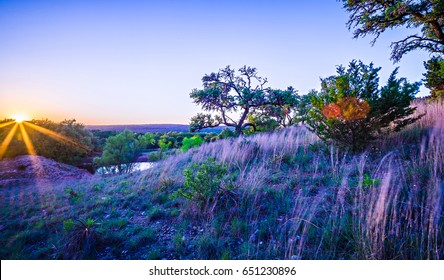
left=0, top=0, right=432, bottom=125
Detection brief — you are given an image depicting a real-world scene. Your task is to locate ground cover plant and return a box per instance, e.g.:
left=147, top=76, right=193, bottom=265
left=1, top=99, right=442, bottom=260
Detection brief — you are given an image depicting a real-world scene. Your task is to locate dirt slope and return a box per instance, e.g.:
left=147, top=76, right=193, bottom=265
left=0, top=155, right=91, bottom=186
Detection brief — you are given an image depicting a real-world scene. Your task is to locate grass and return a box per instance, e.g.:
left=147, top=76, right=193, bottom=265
left=0, top=100, right=442, bottom=259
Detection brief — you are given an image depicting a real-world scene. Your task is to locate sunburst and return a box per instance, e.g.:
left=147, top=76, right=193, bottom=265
left=0, top=117, right=88, bottom=160
left=12, top=114, right=29, bottom=124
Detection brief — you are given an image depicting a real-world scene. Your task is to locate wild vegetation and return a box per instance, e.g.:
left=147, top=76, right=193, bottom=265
left=308, top=60, right=422, bottom=152
left=423, top=56, right=444, bottom=100
left=1, top=100, right=442, bottom=259
left=189, top=66, right=309, bottom=135
left=92, top=129, right=233, bottom=174
left=1, top=0, right=443, bottom=261
left=0, top=119, right=94, bottom=165
left=342, top=0, right=444, bottom=103
left=342, top=0, right=444, bottom=62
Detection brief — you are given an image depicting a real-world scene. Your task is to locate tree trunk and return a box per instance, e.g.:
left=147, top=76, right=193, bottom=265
left=235, top=107, right=250, bottom=136
left=234, top=124, right=243, bottom=136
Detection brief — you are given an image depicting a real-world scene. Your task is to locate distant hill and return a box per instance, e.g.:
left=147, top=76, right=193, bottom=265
left=85, top=124, right=229, bottom=134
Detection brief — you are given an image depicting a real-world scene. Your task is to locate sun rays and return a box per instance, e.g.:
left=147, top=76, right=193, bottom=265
left=23, top=122, right=90, bottom=151
left=0, top=123, right=19, bottom=159
left=0, top=121, right=15, bottom=129
left=18, top=122, right=36, bottom=155
left=0, top=119, right=88, bottom=160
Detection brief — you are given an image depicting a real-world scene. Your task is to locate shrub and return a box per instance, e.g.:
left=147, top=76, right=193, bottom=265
left=307, top=60, right=422, bottom=152
left=63, top=218, right=102, bottom=259
left=181, top=135, right=204, bottom=152
left=174, top=158, right=236, bottom=210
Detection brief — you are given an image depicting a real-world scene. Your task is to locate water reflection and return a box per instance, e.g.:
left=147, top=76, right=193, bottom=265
left=96, top=162, right=154, bottom=175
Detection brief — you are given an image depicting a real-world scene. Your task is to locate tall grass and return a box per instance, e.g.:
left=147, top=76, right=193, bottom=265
left=136, top=99, right=443, bottom=259
left=1, top=100, right=442, bottom=259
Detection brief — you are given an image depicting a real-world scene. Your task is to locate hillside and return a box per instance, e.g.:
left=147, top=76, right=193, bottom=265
left=0, top=155, right=91, bottom=186
left=0, top=101, right=443, bottom=260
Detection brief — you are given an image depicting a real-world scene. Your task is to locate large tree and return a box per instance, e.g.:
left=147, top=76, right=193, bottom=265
left=343, top=0, right=444, bottom=62
left=189, top=66, right=295, bottom=135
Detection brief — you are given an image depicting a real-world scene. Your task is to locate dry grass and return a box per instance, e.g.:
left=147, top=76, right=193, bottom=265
left=1, top=100, right=442, bottom=259
left=135, top=99, right=443, bottom=259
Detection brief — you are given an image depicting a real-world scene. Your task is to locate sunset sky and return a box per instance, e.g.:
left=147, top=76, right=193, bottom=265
left=0, top=0, right=431, bottom=125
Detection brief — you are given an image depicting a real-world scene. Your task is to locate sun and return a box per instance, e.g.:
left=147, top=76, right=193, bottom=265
left=12, top=114, right=29, bottom=123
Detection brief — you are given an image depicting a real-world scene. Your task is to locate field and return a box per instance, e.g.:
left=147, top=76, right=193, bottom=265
left=0, top=100, right=443, bottom=260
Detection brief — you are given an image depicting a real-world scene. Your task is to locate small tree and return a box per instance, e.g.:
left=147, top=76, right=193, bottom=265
left=307, top=60, right=421, bottom=152
left=423, top=56, right=444, bottom=100
left=93, top=129, right=144, bottom=174
left=157, top=138, right=172, bottom=159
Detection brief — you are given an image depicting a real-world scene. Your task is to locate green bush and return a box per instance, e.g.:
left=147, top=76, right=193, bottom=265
left=181, top=135, right=204, bottom=152
left=174, top=158, right=235, bottom=210
left=307, top=60, right=421, bottom=152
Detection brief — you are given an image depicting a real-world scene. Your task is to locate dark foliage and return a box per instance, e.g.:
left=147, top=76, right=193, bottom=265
left=343, top=0, right=444, bottom=62
left=423, top=56, right=444, bottom=100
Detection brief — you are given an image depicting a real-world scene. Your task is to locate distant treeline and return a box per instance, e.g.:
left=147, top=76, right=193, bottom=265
left=85, top=124, right=230, bottom=134
left=90, top=128, right=234, bottom=152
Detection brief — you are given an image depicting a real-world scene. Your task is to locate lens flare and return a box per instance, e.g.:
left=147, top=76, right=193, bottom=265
left=23, top=121, right=89, bottom=150
left=322, top=103, right=341, bottom=119
left=19, top=122, right=36, bottom=155
left=0, top=121, right=15, bottom=129
left=322, top=97, right=370, bottom=121
left=0, top=119, right=89, bottom=160
left=12, top=114, right=29, bottom=123
left=0, top=123, right=19, bottom=159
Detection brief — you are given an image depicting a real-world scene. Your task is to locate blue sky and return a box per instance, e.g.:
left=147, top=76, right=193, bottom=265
left=0, top=0, right=431, bottom=124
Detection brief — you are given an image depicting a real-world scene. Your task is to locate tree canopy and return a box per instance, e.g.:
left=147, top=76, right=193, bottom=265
left=189, top=66, right=298, bottom=135
left=250, top=87, right=300, bottom=129
left=343, top=0, right=444, bottom=62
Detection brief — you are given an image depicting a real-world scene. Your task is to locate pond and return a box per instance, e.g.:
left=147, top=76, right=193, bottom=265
left=96, top=162, right=154, bottom=175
